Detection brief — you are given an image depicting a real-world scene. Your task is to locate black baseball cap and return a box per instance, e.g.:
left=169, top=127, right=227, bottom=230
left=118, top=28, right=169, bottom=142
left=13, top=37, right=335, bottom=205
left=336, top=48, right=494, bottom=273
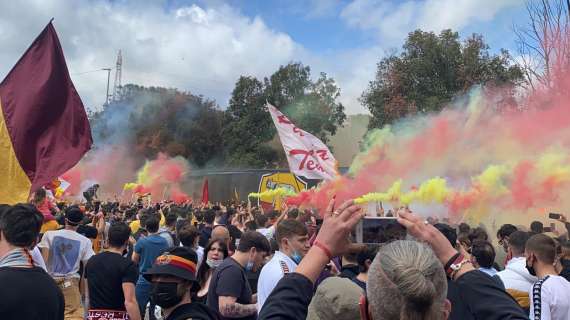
left=144, top=247, right=198, bottom=282
left=65, top=207, right=84, bottom=225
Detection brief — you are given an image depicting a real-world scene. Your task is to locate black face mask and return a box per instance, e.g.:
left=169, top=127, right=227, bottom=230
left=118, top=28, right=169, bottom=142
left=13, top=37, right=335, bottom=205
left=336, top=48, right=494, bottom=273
left=150, top=282, right=182, bottom=309
left=526, top=258, right=537, bottom=277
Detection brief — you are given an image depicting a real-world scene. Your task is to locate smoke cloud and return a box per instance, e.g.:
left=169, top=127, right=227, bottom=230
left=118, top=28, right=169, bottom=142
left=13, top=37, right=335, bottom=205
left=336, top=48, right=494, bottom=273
left=289, top=72, right=570, bottom=226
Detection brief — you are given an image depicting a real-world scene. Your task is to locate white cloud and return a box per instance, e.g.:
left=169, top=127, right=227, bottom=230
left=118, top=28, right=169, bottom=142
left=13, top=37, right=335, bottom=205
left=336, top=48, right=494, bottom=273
left=0, top=1, right=300, bottom=111
left=302, top=46, right=386, bottom=114
left=0, top=0, right=523, bottom=116
left=341, top=0, right=520, bottom=43
left=306, top=0, right=342, bottom=17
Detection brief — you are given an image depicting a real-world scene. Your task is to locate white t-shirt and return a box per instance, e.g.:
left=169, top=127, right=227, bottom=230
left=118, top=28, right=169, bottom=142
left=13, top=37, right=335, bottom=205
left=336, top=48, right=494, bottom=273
left=30, top=246, right=47, bottom=271
left=38, top=229, right=95, bottom=278
left=529, top=275, right=570, bottom=320
left=196, top=246, right=204, bottom=267
left=257, top=251, right=298, bottom=311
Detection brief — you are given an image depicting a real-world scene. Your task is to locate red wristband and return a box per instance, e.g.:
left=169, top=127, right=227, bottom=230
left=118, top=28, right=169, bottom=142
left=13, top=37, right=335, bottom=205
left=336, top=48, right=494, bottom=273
left=313, top=240, right=333, bottom=260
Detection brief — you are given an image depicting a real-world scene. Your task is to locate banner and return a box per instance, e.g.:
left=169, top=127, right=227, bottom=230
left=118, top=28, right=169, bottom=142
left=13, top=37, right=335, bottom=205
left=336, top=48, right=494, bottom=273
left=0, top=21, right=92, bottom=203
left=267, top=103, right=337, bottom=180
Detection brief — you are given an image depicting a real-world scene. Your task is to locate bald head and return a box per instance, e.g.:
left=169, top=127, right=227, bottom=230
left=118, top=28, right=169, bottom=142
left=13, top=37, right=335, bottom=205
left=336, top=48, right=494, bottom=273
left=212, top=225, right=230, bottom=246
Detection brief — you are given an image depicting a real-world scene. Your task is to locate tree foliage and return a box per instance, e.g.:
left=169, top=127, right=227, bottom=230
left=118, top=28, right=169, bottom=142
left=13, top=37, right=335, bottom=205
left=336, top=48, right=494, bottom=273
left=90, top=62, right=346, bottom=169
left=222, top=62, right=346, bottom=167
left=362, top=29, right=525, bottom=129
left=90, top=84, right=224, bottom=167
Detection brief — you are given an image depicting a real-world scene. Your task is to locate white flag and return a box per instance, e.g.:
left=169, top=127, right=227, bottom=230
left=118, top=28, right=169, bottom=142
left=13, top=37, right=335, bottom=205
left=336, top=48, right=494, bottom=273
left=267, top=103, right=338, bottom=180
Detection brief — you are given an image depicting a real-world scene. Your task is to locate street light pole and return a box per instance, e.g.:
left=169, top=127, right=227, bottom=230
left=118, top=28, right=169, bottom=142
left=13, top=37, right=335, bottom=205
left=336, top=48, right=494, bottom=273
left=102, top=68, right=111, bottom=106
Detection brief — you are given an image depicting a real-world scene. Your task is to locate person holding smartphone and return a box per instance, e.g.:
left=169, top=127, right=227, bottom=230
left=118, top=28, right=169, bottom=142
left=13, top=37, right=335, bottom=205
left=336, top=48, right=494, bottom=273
left=549, top=213, right=570, bottom=238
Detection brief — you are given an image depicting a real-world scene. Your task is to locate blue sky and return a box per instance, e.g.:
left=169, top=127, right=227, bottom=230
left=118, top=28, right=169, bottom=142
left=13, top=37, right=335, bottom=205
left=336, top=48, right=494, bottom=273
left=0, top=0, right=529, bottom=113
left=237, top=0, right=527, bottom=54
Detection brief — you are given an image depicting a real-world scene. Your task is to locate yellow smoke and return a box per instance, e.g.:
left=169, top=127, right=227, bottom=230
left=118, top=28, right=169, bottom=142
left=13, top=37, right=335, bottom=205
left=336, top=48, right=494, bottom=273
left=354, top=177, right=449, bottom=205
left=123, top=182, right=138, bottom=191
left=473, top=164, right=510, bottom=195
left=249, top=188, right=297, bottom=199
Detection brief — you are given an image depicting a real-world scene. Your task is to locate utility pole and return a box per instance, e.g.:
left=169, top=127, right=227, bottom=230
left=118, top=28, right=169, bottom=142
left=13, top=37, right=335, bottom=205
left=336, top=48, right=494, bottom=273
left=102, top=68, right=111, bottom=106
left=112, top=50, right=122, bottom=101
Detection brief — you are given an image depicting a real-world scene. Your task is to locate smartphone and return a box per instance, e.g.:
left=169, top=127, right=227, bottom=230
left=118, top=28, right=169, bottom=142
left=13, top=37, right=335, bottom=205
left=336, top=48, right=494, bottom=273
left=549, top=213, right=561, bottom=220
left=354, top=217, right=406, bottom=244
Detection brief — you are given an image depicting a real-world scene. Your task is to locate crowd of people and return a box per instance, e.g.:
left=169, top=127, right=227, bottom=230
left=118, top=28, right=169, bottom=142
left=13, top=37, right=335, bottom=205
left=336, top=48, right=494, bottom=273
left=1, top=187, right=570, bottom=320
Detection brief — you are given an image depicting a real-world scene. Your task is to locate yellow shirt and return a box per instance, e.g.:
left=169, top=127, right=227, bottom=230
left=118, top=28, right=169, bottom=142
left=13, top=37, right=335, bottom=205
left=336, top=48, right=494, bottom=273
left=129, top=212, right=165, bottom=234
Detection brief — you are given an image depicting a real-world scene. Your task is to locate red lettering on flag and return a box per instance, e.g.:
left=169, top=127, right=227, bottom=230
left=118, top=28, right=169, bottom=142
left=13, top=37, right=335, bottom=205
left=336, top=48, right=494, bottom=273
left=278, top=115, right=304, bottom=137
left=289, top=149, right=326, bottom=173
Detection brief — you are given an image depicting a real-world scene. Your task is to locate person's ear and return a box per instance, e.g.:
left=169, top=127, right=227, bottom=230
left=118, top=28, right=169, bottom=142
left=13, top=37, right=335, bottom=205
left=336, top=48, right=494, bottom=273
left=365, top=259, right=372, bottom=270
left=442, top=299, right=451, bottom=319
left=530, top=253, right=537, bottom=264
left=282, top=238, right=291, bottom=250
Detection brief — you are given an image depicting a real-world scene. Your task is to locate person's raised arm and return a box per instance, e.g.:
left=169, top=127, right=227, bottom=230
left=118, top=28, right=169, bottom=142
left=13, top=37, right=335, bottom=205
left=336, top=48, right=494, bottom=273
left=259, top=199, right=364, bottom=320
left=558, top=213, right=570, bottom=237
left=294, top=199, right=363, bottom=283
left=397, top=210, right=528, bottom=320
left=396, top=209, right=470, bottom=277
left=269, top=205, right=290, bottom=233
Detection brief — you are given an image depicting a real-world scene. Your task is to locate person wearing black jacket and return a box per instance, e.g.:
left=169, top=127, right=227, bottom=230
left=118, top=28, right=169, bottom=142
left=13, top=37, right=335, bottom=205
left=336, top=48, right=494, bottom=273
left=258, top=201, right=528, bottom=320
left=144, top=247, right=220, bottom=320
left=0, top=204, right=65, bottom=320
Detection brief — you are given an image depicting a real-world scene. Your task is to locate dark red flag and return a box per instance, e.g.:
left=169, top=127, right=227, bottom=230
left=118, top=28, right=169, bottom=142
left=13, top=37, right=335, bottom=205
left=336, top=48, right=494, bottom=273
left=201, top=178, right=209, bottom=204
left=0, top=21, right=92, bottom=201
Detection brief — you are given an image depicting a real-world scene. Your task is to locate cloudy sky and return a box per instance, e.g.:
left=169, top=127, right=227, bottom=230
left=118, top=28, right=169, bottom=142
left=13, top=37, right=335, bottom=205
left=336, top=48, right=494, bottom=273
left=0, top=0, right=528, bottom=114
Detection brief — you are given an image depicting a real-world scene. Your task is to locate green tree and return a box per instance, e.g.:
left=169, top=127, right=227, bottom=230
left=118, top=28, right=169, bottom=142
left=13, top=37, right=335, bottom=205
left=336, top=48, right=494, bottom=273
left=362, top=29, right=524, bottom=129
left=91, top=84, right=224, bottom=167
left=223, top=63, right=346, bottom=167
left=222, top=76, right=278, bottom=167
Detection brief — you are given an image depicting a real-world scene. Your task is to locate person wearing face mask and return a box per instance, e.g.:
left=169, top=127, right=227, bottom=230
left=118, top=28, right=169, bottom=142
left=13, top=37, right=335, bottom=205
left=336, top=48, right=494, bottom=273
left=497, top=231, right=537, bottom=312
left=144, top=247, right=221, bottom=320
left=257, top=219, right=310, bottom=311
left=525, top=233, right=570, bottom=320
left=258, top=201, right=529, bottom=320
left=207, top=231, right=270, bottom=320
left=195, top=239, right=230, bottom=304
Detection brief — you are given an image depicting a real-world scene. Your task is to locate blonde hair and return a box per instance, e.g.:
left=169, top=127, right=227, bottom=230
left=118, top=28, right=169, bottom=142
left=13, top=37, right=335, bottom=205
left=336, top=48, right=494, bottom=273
left=367, top=240, right=447, bottom=320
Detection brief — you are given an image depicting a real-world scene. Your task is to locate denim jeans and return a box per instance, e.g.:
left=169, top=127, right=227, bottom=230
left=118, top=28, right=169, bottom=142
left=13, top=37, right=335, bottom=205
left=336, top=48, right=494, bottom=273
left=135, top=277, right=157, bottom=320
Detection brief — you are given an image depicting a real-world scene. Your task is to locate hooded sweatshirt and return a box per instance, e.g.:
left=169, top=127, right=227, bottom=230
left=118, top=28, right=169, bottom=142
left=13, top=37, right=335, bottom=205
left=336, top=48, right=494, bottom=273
left=497, top=256, right=538, bottom=309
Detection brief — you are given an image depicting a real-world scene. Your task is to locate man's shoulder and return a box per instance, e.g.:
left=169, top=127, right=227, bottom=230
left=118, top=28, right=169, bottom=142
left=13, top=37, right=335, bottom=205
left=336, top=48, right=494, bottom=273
left=51, top=229, right=91, bottom=241
left=218, top=257, right=238, bottom=269
left=541, top=275, right=570, bottom=291
left=263, top=254, right=287, bottom=271
left=216, top=258, right=243, bottom=276
left=0, top=266, right=56, bottom=284
left=167, top=302, right=221, bottom=320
